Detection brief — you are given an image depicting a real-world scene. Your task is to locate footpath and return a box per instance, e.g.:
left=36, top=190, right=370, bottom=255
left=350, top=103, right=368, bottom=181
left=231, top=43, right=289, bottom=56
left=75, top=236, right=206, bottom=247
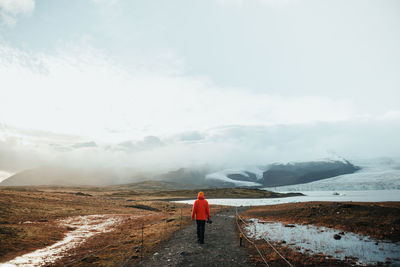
left=134, top=208, right=254, bottom=267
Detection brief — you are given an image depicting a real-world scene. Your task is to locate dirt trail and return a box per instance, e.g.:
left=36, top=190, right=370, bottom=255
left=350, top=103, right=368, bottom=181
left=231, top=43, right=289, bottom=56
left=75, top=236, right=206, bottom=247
left=1, top=215, right=124, bottom=267
left=134, top=208, right=254, bottom=267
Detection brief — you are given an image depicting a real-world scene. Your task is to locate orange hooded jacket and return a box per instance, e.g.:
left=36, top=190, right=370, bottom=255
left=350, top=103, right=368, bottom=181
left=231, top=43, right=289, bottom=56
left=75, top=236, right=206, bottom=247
left=191, top=192, right=210, bottom=221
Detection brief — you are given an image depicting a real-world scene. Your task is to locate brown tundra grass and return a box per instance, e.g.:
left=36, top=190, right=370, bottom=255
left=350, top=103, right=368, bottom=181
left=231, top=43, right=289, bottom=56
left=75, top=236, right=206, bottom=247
left=0, top=186, right=229, bottom=266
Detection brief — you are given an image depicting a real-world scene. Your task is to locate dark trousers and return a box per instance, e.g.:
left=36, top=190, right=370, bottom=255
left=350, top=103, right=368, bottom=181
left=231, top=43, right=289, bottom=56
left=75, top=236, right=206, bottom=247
left=196, top=220, right=206, bottom=243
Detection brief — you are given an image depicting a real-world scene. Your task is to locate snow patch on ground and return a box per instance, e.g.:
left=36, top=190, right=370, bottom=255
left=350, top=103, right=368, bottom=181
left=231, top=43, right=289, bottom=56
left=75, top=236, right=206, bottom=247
left=1, top=215, right=122, bottom=267
left=244, top=219, right=400, bottom=266
left=174, top=190, right=400, bottom=206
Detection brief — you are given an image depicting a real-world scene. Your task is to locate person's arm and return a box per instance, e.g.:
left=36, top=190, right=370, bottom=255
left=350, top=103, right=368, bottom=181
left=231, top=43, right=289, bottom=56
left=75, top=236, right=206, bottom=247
left=191, top=201, right=197, bottom=220
left=206, top=200, right=210, bottom=220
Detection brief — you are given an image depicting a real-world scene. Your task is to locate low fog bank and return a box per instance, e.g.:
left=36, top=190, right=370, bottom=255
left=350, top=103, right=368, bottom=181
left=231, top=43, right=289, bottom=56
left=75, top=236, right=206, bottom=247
left=0, top=117, right=399, bottom=185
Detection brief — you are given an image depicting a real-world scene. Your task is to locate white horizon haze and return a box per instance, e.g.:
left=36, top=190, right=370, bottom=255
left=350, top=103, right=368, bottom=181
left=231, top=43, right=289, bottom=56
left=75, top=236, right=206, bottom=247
left=0, top=0, right=399, bottom=177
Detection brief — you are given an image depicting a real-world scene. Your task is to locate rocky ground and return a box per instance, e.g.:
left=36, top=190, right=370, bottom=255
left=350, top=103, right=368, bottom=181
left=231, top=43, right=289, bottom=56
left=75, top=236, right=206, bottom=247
left=134, top=202, right=400, bottom=267
left=134, top=208, right=253, bottom=267
left=3, top=187, right=398, bottom=266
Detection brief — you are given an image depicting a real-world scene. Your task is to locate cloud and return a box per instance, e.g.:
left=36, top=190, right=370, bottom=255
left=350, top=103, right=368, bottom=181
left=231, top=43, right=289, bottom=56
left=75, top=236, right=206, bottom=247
left=175, top=131, right=205, bottom=142
left=1, top=115, right=400, bottom=177
left=0, top=0, right=35, bottom=26
left=116, top=136, right=164, bottom=153
left=0, top=124, right=83, bottom=172
left=0, top=43, right=399, bottom=176
left=216, top=0, right=243, bottom=7
left=0, top=44, right=363, bottom=143
left=91, top=0, right=119, bottom=4
left=216, top=0, right=297, bottom=7
left=71, top=141, right=97, bottom=149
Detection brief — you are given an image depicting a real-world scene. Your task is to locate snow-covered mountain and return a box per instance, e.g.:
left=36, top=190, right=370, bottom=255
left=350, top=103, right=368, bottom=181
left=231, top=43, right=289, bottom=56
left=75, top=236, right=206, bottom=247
left=205, top=157, right=360, bottom=187
left=205, top=166, right=266, bottom=187
left=3, top=157, right=397, bottom=190
left=264, top=157, right=400, bottom=191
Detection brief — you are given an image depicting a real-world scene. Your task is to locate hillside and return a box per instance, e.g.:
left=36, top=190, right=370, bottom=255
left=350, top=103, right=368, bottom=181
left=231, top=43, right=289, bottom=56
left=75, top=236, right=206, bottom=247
left=265, top=158, right=400, bottom=191
left=0, top=166, right=119, bottom=186
left=206, top=158, right=360, bottom=187
left=110, top=186, right=304, bottom=199
left=0, top=158, right=360, bottom=188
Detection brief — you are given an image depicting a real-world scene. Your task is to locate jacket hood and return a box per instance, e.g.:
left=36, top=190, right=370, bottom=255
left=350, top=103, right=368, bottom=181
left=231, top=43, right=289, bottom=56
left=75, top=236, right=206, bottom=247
left=197, top=191, right=205, bottom=200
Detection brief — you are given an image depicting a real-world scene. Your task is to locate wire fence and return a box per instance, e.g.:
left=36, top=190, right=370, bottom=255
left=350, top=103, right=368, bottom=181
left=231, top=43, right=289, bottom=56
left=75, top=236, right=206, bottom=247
left=235, top=207, right=294, bottom=267
left=64, top=204, right=226, bottom=266
left=62, top=205, right=292, bottom=266
left=62, top=208, right=184, bottom=266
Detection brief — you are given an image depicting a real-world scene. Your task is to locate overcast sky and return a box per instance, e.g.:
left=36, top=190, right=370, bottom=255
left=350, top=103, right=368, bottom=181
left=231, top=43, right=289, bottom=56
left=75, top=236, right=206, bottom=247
left=0, top=0, right=399, bottom=179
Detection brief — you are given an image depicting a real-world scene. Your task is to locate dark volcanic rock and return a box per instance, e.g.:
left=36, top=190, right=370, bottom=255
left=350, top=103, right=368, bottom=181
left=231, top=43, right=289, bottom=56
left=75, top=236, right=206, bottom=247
left=213, top=159, right=360, bottom=188
left=227, top=172, right=258, bottom=182
left=260, top=160, right=360, bottom=187
left=334, top=234, right=342, bottom=240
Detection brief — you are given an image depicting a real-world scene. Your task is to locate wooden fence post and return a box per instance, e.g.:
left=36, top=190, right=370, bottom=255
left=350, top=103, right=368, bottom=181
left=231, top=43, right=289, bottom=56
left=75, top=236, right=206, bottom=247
left=180, top=208, right=182, bottom=229
left=164, top=205, right=167, bottom=238
left=141, top=222, right=144, bottom=259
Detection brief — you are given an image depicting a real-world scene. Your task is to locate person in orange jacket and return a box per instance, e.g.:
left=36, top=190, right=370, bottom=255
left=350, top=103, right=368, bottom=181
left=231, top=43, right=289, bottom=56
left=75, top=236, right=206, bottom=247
left=191, top=191, right=210, bottom=244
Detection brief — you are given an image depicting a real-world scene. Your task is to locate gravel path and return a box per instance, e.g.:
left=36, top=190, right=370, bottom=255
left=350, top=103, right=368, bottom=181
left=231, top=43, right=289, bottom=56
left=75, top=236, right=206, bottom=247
left=134, top=208, right=254, bottom=267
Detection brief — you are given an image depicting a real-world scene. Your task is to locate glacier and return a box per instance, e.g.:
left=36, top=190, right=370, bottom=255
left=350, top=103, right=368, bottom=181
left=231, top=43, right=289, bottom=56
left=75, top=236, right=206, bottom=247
left=264, top=158, right=400, bottom=192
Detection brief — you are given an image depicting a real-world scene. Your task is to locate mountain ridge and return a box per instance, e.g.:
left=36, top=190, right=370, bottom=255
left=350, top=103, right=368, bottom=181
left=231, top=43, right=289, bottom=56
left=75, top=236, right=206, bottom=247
left=0, top=158, right=360, bottom=188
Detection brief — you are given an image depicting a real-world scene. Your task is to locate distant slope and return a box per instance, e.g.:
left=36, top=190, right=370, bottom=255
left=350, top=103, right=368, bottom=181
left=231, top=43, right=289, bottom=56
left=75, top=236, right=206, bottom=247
left=206, top=158, right=360, bottom=187
left=0, top=166, right=213, bottom=187
left=206, top=168, right=264, bottom=187
left=260, top=159, right=360, bottom=187
left=0, top=166, right=119, bottom=186
left=1, top=158, right=360, bottom=188
left=265, top=158, right=400, bottom=191
left=157, top=168, right=232, bottom=187
left=105, top=180, right=201, bottom=191
left=111, top=186, right=304, bottom=199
